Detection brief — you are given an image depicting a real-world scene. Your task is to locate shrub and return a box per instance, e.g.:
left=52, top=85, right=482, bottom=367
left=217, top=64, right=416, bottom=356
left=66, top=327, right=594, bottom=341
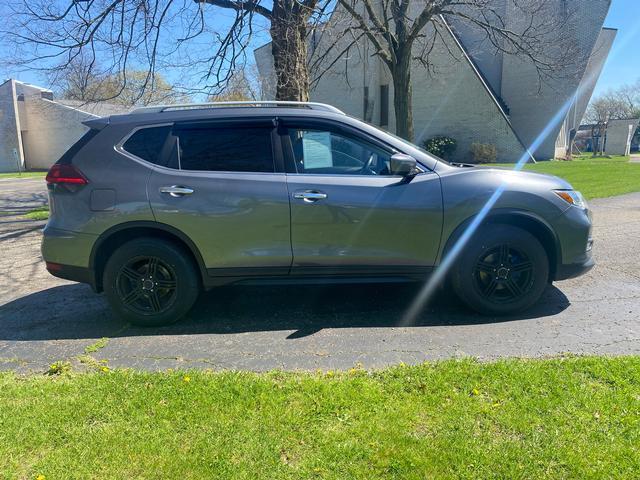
left=470, top=142, right=497, bottom=163
left=423, top=136, right=457, bottom=160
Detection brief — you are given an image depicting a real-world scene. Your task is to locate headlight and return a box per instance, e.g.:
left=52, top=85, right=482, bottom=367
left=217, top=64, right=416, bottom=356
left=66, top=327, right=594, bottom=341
left=554, top=190, right=587, bottom=209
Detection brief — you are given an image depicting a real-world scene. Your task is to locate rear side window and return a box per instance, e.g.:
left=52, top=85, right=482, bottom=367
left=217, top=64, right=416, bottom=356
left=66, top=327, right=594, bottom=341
left=122, top=126, right=171, bottom=166
left=175, top=127, right=274, bottom=173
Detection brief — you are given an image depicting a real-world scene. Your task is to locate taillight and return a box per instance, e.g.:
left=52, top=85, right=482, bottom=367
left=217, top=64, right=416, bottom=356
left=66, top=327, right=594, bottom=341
left=46, top=164, right=89, bottom=185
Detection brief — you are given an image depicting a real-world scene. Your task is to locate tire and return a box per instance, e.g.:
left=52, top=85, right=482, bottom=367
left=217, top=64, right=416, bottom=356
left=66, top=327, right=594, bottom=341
left=451, top=225, right=549, bottom=316
left=103, top=238, right=200, bottom=327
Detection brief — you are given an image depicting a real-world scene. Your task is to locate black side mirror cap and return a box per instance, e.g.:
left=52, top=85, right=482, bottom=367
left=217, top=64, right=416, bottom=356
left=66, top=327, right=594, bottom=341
left=390, top=153, right=417, bottom=176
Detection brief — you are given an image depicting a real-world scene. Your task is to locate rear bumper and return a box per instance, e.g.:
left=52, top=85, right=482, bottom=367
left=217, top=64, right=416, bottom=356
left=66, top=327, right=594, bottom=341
left=45, top=262, right=97, bottom=291
left=42, top=226, right=98, bottom=289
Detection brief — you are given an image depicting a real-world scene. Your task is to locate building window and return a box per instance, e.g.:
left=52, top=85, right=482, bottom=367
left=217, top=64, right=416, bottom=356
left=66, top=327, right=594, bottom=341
left=380, top=84, right=389, bottom=127
left=363, top=86, right=369, bottom=119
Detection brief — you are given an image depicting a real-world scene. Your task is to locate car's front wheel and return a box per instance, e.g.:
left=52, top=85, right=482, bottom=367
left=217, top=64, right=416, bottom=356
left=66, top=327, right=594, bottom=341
left=451, top=225, right=549, bottom=315
left=103, top=238, right=200, bottom=327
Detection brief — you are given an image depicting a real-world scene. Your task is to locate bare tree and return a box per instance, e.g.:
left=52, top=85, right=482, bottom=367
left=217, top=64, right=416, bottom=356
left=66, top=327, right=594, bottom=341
left=585, top=79, right=640, bottom=124
left=207, top=64, right=262, bottom=101
left=52, top=57, right=189, bottom=106
left=3, top=0, right=330, bottom=103
left=324, top=0, right=581, bottom=140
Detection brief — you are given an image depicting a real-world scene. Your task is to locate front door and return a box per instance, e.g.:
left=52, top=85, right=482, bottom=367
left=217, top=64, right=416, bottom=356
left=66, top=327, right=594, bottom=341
left=281, top=121, right=443, bottom=276
left=145, top=119, right=292, bottom=276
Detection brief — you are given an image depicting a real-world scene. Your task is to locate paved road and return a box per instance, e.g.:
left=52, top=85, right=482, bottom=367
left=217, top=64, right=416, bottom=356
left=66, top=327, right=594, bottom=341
left=0, top=177, right=638, bottom=372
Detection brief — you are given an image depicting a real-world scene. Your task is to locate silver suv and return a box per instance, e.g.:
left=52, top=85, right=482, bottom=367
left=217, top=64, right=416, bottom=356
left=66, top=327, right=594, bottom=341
left=42, top=101, right=593, bottom=326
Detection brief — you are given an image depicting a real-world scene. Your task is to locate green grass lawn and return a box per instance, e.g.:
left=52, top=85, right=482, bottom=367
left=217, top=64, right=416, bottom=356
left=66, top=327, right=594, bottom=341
left=0, top=171, right=46, bottom=179
left=1, top=356, right=638, bottom=479
left=503, top=154, right=639, bottom=199
left=23, top=206, right=49, bottom=221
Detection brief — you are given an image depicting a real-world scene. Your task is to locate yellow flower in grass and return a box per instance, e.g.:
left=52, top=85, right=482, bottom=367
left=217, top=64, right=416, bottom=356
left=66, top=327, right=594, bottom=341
left=183, top=375, right=191, bottom=383
left=36, top=475, right=46, bottom=480
left=101, top=366, right=110, bottom=373
left=471, top=388, right=480, bottom=396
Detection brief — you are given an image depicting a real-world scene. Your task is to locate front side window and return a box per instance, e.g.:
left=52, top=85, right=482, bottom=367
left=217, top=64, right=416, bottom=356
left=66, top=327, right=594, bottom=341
left=175, top=126, right=274, bottom=173
left=288, top=129, right=392, bottom=175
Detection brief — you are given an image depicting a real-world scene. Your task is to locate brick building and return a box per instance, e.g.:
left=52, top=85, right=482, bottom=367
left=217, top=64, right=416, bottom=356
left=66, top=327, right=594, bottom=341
left=255, top=0, right=615, bottom=162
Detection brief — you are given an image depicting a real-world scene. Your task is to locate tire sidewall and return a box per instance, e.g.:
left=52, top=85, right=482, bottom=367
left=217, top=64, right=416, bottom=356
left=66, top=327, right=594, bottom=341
left=452, top=225, right=549, bottom=315
left=104, top=239, right=200, bottom=327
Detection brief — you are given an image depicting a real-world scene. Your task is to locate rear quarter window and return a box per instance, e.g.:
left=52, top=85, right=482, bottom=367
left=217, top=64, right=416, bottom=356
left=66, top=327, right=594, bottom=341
left=122, top=125, right=172, bottom=166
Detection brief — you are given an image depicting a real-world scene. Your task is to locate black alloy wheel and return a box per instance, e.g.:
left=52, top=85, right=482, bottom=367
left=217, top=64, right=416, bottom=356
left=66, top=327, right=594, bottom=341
left=115, top=256, right=178, bottom=315
left=472, top=243, right=534, bottom=303
left=104, top=238, right=200, bottom=326
left=451, top=225, right=549, bottom=316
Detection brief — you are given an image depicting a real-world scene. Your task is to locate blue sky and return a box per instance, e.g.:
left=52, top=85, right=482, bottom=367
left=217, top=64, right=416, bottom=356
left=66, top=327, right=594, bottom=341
left=1, top=0, right=637, bottom=96
left=592, top=0, right=640, bottom=95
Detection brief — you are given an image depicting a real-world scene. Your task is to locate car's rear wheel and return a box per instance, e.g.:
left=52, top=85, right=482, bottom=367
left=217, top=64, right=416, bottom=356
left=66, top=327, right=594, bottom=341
left=451, top=225, right=549, bottom=315
left=104, top=238, right=200, bottom=326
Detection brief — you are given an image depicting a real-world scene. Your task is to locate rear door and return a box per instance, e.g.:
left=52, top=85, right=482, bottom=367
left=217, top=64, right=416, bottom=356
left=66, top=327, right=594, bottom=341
left=280, top=119, right=443, bottom=275
left=129, top=118, right=292, bottom=276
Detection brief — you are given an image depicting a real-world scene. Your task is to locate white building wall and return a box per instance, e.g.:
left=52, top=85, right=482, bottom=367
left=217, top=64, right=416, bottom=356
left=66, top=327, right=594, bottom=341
left=554, top=27, right=616, bottom=158
left=500, top=0, right=611, bottom=160
left=605, top=119, right=640, bottom=156
left=255, top=0, right=611, bottom=162
left=409, top=22, right=527, bottom=162
left=446, top=0, right=508, bottom=95
left=20, top=97, right=96, bottom=170
left=309, top=13, right=379, bottom=121
left=256, top=14, right=527, bottom=162
left=0, top=80, right=25, bottom=172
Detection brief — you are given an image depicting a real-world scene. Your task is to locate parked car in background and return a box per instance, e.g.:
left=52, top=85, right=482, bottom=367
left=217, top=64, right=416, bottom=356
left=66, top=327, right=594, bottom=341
left=42, top=102, right=593, bottom=326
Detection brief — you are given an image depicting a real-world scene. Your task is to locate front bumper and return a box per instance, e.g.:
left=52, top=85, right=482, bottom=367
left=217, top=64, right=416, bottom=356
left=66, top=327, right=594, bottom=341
left=555, top=253, right=594, bottom=280
left=552, top=204, right=594, bottom=281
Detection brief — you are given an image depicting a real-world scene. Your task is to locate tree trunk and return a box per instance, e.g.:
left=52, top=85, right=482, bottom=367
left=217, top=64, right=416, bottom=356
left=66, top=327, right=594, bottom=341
left=391, top=55, right=414, bottom=141
left=270, top=0, right=310, bottom=102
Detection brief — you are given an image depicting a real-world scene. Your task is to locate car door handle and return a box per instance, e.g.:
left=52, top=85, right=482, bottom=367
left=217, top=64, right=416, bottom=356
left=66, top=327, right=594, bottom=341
left=293, top=190, right=328, bottom=202
left=159, top=185, right=194, bottom=197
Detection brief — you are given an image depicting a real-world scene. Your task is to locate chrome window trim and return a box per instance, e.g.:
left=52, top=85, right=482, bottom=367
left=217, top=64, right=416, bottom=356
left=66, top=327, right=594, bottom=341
left=114, top=122, right=176, bottom=173
left=114, top=122, right=280, bottom=176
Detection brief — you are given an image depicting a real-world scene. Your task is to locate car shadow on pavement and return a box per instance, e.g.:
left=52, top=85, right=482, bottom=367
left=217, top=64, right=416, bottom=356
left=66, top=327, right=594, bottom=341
left=0, top=282, right=571, bottom=341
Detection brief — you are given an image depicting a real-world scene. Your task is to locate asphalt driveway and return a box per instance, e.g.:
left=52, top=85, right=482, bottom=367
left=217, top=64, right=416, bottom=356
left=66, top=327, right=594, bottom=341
left=1, top=176, right=639, bottom=372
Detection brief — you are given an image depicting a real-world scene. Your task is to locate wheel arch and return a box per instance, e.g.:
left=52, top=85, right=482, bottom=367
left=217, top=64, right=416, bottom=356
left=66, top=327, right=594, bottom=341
left=441, top=209, right=561, bottom=281
left=90, top=221, right=208, bottom=292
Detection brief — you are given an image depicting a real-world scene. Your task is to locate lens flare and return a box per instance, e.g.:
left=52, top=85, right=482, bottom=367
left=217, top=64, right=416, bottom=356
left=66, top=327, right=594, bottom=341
left=399, top=24, right=638, bottom=326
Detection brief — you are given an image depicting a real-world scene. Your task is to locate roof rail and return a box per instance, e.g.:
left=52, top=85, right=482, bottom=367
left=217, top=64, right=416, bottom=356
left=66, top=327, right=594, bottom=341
left=129, top=101, right=345, bottom=115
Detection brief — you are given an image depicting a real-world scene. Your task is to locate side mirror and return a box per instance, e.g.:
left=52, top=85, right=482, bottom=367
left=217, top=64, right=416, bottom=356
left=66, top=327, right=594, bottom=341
left=390, top=153, right=417, bottom=176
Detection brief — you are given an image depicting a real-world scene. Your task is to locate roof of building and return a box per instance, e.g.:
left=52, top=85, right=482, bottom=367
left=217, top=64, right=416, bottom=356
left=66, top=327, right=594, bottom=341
left=0, top=78, right=53, bottom=92
left=56, top=99, right=129, bottom=117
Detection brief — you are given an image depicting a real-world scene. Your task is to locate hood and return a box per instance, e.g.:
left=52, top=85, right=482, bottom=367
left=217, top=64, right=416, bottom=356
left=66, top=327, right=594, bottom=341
left=436, top=161, right=574, bottom=191
left=484, top=167, right=574, bottom=191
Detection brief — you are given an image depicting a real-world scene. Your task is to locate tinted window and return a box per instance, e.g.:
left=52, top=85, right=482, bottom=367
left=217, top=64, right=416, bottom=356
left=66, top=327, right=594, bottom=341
left=288, top=129, right=392, bottom=175
left=176, top=127, right=274, bottom=172
left=122, top=126, right=171, bottom=166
